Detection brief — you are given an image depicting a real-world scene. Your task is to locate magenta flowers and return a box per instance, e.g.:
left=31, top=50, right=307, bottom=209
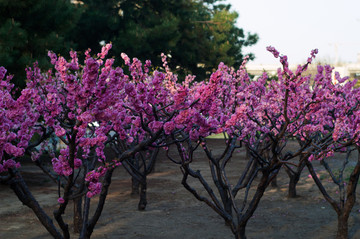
left=1, top=44, right=360, bottom=239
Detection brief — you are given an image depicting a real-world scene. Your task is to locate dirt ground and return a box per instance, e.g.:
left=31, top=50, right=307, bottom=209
left=1, top=139, right=360, bottom=239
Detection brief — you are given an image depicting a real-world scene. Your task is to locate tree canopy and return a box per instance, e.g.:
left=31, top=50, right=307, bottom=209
left=0, top=0, right=258, bottom=87
left=0, top=0, right=79, bottom=88
left=72, top=0, right=258, bottom=79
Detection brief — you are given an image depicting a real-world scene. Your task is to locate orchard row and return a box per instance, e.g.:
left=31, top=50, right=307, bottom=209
left=0, top=44, right=359, bottom=239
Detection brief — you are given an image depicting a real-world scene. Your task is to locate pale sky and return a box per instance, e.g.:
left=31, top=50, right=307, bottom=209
left=225, top=0, right=360, bottom=65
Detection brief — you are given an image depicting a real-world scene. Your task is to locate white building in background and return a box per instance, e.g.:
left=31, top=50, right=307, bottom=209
left=246, top=53, right=360, bottom=81
left=333, top=53, right=360, bottom=79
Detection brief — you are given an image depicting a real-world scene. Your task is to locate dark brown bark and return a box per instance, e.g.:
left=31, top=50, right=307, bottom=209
left=79, top=196, right=90, bottom=239
left=270, top=175, right=278, bottom=188
left=53, top=198, right=70, bottom=239
left=177, top=134, right=284, bottom=239
left=336, top=214, right=349, bottom=239
left=82, top=168, right=114, bottom=239
left=138, top=180, right=147, bottom=210
left=306, top=148, right=360, bottom=239
left=235, top=225, right=247, bottom=239
left=8, top=170, right=64, bottom=239
left=120, top=148, right=159, bottom=210
left=73, top=197, right=83, bottom=233
left=131, top=176, right=140, bottom=195
left=241, top=170, right=274, bottom=225
left=53, top=130, right=77, bottom=239
left=287, top=175, right=298, bottom=198
left=335, top=150, right=360, bottom=239
left=286, top=161, right=305, bottom=198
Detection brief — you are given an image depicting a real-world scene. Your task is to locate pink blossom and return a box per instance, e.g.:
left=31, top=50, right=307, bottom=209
left=0, top=66, right=7, bottom=80
left=308, top=174, right=320, bottom=179
left=2, top=159, right=20, bottom=170
left=4, top=43, right=359, bottom=230
left=97, top=43, right=112, bottom=59
left=57, top=197, right=65, bottom=204
left=87, top=182, right=102, bottom=198
left=121, top=53, right=131, bottom=66
left=4, top=143, right=25, bottom=157
left=174, top=86, right=188, bottom=106
left=164, top=121, right=175, bottom=135
left=149, top=121, right=163, bottom=132
left=74, top=158, right=82, bottom=169
left=47, top=51, right=57, bottom=65
left=52, top=156, right=73, bottom=176
left=266, top=46, right=280, bottom=58
left=55, top=126, right=66, bottom=137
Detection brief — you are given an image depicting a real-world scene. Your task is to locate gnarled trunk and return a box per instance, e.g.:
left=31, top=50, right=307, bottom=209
left=131, top=176, right=140, bottom=195
left=138, top=180, right=147, bottom=210
left=234, top=225, right=247, bottom=239
left=287, top=173, right=300, bottom=198
left=8, top=170, right=64, bottom=239
left=73, top=197, right=83, bottom=233
left=270, top=175, right=278, bottom=188
left=336, top=214, right=349, bottom=239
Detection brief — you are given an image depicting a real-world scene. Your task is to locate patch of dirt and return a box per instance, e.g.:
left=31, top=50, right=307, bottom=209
left=1, top=139, right=360, bottom=239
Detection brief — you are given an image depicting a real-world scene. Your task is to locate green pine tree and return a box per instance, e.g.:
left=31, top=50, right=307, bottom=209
left=0, top=0, right=79, bottom=88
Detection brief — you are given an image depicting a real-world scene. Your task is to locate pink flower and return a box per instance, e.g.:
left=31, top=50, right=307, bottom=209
left=311, top=49, right=319, bottom=58
left=52, top=156, right=73, bottom=176
left=121, top=53, right=131, bottom=66
left=55, top=126, right=66, bottom=137
left=68, top=112, right=75, bottom=119
left=124, top=83, right=136, bottom=97
left=2, top=159, right=20, bottom=170
left=149, top=121, right=163, bottom=132
left=85, top=167, right=106, bottom=183
left=174, top=86, right=188, bottom=106
left=190, top=129, right=200, bottom=140
left=266, top=46, right=280, bottom=58
left=47, top=51, right=57, bottom=65
left=74, top=158, right=82, bottom=169
left=308, top=174, right=320, bottom=179
left=97, top=43, right=112, bottom=59
left=308, top=154, right=319, bottom=162
left=87, top=182, right=103, bottom=198
left=174, top=110, right=190, bottom=125
left=57, top=197, right=65, bottom=204
left=0, top=164, right=4, bottom=173
left=4, top=143, right=25, bottom=157
left=163, top=121, right=175, bottom=135
left=0, top=66, right=7, bottom=80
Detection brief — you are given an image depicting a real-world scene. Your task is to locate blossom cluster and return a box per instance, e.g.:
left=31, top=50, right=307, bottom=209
left=2, top=44, right=360, bottom=199
left=0, top=67, right=38, bottom=173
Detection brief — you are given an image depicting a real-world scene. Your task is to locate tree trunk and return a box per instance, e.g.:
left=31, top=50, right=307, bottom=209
left=81, top=168, right=114, bottom=239
left=336, top=214, right=349, bottom=239
left=73, top=197, right=83, bottom=233
left=138, top=180, right=147, bottom=210
left=286, top=160, right=305, bottom=198
left=223, top=196, right=232, bottom=215
left=288, top=174, right=300, bottom=198
left=8, top=172, right=64, bottom=239
left=234, top=170, right=276, bottom=239
left=234, top=225, right=247, bottom=239
left=270, top=175, right=278, bottom=188
left=131, top=176, right=140, bottom=195
left=224, top=197, right=232, bottom=226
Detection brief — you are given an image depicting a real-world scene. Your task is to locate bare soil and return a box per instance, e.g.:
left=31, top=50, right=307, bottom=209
left=1, top=139, right=360, bottom=239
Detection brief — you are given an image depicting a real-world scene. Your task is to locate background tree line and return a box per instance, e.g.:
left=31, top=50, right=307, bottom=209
left=0, top=0, right=258, bottom=88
